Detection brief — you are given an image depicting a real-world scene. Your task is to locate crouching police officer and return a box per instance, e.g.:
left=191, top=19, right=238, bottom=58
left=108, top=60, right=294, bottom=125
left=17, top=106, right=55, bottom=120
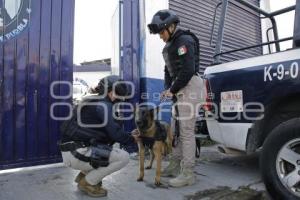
left=148, top=10, right=205, bottom=187
left=59, top=75, right=139, bottom=197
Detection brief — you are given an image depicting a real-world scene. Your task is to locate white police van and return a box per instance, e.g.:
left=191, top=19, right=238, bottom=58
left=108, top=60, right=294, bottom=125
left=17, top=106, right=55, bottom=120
left=204, top=1, right=300, bottom=199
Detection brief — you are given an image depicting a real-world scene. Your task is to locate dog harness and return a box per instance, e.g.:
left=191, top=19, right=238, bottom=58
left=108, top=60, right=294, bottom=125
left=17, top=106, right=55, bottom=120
left=140, top=121, right=167, bottom=148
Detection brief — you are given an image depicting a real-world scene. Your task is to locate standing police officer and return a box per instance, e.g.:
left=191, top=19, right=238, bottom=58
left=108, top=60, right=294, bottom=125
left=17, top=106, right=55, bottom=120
left=148, top=10, right=205, bottom=187
left=59, top=75, right=139, bottom=197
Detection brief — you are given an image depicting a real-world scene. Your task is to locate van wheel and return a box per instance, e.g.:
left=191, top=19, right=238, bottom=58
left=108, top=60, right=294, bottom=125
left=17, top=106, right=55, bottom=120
left=260, top=118, right=300, bottom=200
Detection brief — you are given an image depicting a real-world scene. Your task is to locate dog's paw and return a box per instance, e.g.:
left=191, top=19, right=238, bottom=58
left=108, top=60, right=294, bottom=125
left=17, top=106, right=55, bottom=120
left=137, top=177, right=144, bottom=182
left=154, top=178, right=161, bottom=186
left=145, top=166, right=152, bottom=170
left=154, top=180, right=161, bottom=186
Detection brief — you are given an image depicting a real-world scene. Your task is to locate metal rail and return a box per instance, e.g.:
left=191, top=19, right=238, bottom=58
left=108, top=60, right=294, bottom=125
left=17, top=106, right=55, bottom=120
left=213, top=0, right=296, bottom=64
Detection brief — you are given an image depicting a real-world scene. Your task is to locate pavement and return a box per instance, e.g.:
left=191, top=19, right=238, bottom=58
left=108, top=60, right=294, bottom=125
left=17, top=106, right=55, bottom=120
left=0, top=145, right=271, bottom=200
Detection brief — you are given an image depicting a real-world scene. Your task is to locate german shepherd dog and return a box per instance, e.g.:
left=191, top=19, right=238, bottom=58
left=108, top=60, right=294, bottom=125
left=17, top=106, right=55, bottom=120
left=134, top=105, right=173, bottom=185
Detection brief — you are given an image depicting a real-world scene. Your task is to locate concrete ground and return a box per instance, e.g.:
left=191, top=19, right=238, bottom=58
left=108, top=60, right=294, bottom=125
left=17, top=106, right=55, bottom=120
left=0, top=145, right=271, bottom=200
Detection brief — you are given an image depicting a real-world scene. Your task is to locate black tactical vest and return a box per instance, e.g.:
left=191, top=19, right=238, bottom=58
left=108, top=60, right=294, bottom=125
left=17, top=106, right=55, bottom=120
left=60, top=96, right=113, bottom=145
left=162, top=29, right=200, bottom=79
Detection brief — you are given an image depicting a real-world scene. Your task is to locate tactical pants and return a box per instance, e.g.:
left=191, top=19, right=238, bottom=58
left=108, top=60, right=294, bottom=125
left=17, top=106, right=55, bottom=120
left=171, top=75, right=205, bottom=169
left=62, top=147, right=129, bottom=185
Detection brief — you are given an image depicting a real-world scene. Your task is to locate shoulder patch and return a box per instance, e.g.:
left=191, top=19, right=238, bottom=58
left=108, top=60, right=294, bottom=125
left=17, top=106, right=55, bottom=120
left=178, top=45, right=187, bottom=56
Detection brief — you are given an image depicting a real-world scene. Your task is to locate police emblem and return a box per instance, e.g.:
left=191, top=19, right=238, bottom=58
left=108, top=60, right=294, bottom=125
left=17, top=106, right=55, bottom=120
left=0, top=0, right=31, bottom=43
left=178, top=45, right=187, bottom=56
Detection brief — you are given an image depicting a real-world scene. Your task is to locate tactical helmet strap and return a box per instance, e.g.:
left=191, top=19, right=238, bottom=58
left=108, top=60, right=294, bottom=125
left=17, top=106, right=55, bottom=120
left=167, top=24, right=177, bottom=41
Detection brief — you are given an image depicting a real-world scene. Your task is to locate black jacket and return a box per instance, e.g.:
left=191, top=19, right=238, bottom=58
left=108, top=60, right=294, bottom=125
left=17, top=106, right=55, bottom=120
left=163, top=29, right=200, bottom=94
left=61, top=96, right=134, bottom=146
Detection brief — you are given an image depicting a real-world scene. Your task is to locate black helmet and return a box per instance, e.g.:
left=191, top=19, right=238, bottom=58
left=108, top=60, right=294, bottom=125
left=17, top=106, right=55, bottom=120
left=148, top=9, right=180, bottom=34
left=96, top=75, right=130, bottom=100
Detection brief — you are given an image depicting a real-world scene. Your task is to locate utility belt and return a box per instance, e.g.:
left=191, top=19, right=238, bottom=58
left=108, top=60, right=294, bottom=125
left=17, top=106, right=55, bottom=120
left=59, top=141, right=111, bottom=168
left=59, top=141, right=88, bottom=152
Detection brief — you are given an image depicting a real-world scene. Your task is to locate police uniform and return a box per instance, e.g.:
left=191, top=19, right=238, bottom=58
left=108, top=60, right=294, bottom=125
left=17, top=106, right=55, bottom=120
left=60, top=95, right=133, bottom=186
left=163, top=28, right=205, bottom=170
left=149, top=9, right=206, bottom=187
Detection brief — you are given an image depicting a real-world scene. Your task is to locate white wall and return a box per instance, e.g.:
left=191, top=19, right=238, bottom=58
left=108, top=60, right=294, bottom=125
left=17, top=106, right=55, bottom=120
left=111, top=4, right=120, bottom=75
left=143, top=0, right=169, bottom=79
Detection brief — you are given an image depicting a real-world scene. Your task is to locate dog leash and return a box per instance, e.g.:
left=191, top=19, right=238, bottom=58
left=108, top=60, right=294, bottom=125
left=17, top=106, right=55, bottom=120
left=158, top=95, right=180, bottom=147
left=172, top=96, right=180, bottom=147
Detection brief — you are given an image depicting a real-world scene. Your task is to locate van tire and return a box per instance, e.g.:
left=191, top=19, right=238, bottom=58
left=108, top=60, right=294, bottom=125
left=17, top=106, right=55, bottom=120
left=260, top=118, right=300, bottom=200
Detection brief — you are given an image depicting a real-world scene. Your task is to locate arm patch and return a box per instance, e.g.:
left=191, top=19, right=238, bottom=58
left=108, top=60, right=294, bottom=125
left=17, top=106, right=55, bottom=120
left=178, top=45, right=187, bottom=56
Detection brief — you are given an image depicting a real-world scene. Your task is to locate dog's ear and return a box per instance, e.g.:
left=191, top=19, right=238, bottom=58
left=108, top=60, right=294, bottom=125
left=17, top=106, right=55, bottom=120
left=154, top=106, right=159, bottom=120
left=149, top=108, right=155, bottom=119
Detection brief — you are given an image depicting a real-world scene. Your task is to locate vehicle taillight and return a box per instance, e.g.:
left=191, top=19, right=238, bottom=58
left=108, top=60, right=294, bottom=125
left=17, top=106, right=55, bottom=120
left=203, top=79, right=213, bottom=111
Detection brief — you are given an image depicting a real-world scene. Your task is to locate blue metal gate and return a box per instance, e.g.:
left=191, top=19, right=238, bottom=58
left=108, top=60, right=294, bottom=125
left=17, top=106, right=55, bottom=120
left=0, top=0, right=74, bottom=170
left=0, top=0, right=141, bottom=169
left=121, top=0, right=141, bottom=132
